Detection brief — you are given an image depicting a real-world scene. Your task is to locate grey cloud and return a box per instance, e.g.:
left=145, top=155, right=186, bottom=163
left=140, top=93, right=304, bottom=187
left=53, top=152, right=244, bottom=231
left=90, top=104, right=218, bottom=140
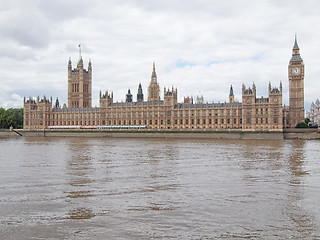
left=0, top=42, right=37, bottom=60
left=0, top=2, right=50, bottom=49
left=0, top=0, right=320, bottom=109
left=38, top=0, right=92, bottom=21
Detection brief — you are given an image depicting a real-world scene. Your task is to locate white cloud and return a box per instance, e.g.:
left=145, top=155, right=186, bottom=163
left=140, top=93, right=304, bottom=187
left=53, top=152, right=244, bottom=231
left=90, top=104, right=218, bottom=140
left=0, top=93, right=23, bottom=109
left=0, top=0, right=319, bottom=112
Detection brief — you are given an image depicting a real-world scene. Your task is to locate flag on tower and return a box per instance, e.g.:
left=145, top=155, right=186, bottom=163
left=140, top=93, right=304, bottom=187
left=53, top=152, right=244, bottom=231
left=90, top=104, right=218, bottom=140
left=78, top=44, right=81, bottom=59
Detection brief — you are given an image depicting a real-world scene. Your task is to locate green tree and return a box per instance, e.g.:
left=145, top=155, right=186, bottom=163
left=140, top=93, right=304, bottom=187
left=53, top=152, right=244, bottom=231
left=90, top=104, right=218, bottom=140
left=295, top=121, right=308, bottom=128
left=0, top=108, right=24, bottom=129
left=0, top=107, right=6, bottom=128
left=305, top=118, right=311, bottom=125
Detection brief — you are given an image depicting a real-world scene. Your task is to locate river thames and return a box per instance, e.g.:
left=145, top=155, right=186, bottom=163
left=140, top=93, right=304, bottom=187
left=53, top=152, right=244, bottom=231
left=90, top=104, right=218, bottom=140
left=0, top=137, right=319, bottom=239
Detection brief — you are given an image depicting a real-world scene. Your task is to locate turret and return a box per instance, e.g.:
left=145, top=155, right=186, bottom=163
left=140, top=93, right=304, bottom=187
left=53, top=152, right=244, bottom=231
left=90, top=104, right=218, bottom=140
left=184, top=96, right=193, bottom=104
left=55, top=97, right=60, bottom=108
left=126, top=89, right=133, bottom=103
left=242, top=83, right=256, bottom=108
left=137, top=83, right=144, bottom=103
left=229, top=85, right=234, bottom=103
left=99, top=91, right=113, bottom=108
left=252, top=83, right=256, bottom=96
left=68, top=58, right=72, bottom=70
left=196, top=95, right=203, bottom=104
left=88, top=59, right=92, bottom=71
left=164, top=86, right=177, bottom=106
left=268, top=82, right=271, bottom=92
left=77, top=56, right=83, bottom=69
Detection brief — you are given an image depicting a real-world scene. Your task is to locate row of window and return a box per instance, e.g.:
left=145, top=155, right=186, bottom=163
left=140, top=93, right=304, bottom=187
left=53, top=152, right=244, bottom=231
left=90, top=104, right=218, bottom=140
left=71, top=83, right=89, bottom=93
left=38, top=107, right=281, bottom=118
left=51, top=107, right=243, bottom=115
left=246, top=117, right=279, bottom=124
left=70, top=100, right=90, bottom=108
left=47, top=118, right=243, bottom=127
left=25, top=106, right=50, bottom=111
left=245, top=108, right=280, bottom=115
left=26, top=117, right=282, bottom=128
left=51, top=110, right=245, bottom=119
left=26, top=114, right=281, bottom=127
left=71, top=83, right=79, bottom=93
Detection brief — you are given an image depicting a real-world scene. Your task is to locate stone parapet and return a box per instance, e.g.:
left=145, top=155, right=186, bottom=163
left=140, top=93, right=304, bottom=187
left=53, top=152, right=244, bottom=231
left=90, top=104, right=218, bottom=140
left=17, top=129, right=284, bottom=140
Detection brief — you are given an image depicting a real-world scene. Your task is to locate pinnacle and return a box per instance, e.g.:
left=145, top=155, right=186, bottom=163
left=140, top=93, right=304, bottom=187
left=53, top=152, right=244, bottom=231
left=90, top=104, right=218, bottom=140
left=293, top=34, right=299, bottom=50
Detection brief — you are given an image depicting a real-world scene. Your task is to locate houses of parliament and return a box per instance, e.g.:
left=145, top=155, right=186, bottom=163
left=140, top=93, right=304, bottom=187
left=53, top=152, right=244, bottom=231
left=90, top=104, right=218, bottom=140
left=23, top=37, right=305, bottom=131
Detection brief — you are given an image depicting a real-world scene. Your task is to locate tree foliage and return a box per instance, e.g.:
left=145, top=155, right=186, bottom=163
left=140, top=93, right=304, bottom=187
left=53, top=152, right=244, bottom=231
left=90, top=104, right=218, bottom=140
left=295, top=121, right=308, bottom=128
left=304, top=118, right=311, bottom=125
left=0, top=108, right=23, bottom=129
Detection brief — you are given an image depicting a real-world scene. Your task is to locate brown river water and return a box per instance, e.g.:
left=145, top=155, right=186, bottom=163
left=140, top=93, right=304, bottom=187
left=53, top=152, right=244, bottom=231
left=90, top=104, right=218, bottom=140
left=0, top=137, right=319, bottom=239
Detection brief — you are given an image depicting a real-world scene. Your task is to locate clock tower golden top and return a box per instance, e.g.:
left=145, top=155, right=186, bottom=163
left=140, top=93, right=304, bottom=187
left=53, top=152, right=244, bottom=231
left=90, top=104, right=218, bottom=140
left=290, top=35, right=303, bottom=62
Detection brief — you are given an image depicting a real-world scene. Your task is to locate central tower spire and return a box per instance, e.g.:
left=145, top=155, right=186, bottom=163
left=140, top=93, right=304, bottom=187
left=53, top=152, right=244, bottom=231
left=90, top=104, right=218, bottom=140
left=148, top=62, right=160, bottom=102
left=151, top=62, right=157, bottom=81
left=79, top=44, right=82, bottom=59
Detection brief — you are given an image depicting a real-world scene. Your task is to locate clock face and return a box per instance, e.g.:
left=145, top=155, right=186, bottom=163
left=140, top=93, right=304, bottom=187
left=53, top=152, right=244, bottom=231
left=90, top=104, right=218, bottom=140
left=292, top=67, right=300, bottom=75
left=246, top=98, right=250, bottom=103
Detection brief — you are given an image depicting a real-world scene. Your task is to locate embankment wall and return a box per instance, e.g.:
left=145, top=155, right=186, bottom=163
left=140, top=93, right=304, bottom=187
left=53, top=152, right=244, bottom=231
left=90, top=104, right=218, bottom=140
left=0, top=130, right=20, bottom=138
left=16, top=129, right=284, bottom=140
left=283, top=128, right=320, bottom=140
left=3, top=129, right=319, bottom=140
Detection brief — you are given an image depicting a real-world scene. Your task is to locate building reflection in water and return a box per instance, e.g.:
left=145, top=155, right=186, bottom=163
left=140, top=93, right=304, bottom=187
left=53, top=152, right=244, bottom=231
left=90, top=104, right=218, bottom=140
left=128, top=139, right=181, bottom=212
left=64, top=138, right=95, bottom=220
left=285, top=140, right=317, bottom=239
left=288, top=140, right=308, bottom=179
left=67, top=207, right=95, bottom=220
left=235, top=139, right=318, bottom=238
left=240, top=139, right=285, bottom=177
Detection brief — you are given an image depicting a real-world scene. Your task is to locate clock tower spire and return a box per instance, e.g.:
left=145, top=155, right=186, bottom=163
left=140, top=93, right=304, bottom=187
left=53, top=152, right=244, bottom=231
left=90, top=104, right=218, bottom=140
left=288, top=35, right=304, bottom=128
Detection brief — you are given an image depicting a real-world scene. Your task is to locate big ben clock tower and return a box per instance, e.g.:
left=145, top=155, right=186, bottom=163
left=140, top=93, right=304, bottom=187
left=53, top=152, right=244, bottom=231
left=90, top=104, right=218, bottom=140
left=288, top=35, right=305, bottom=128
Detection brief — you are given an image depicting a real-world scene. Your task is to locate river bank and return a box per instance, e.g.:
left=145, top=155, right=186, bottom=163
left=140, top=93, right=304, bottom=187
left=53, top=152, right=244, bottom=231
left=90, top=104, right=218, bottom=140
left=283, top=128, right=320, bottom=140
left=2, top=128, right=319, bottom=140
left=0, top=129, right=20, bottom=138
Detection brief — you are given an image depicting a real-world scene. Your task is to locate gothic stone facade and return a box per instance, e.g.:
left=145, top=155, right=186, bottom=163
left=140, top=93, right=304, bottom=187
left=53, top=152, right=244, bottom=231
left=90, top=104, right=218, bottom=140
left=23, top=38, right=304, bottom=131
left=307, top=99, right=320, bottom=126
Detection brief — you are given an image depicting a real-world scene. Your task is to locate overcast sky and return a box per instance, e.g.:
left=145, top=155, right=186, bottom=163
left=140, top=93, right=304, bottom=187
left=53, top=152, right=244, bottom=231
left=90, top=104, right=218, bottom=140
left=0, top=0, right=319, bottom=110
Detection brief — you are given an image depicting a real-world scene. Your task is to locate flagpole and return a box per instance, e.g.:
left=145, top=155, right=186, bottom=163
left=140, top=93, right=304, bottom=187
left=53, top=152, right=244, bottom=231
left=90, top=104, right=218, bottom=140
left=79, top=44, right=81, bottom=59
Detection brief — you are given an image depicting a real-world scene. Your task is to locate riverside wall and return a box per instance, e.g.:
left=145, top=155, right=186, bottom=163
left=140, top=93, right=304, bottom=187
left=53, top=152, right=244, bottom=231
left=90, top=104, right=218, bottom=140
left=16, top=129, right=284, bottom=140
left=3, top=128, right=320, bottom=140
left=0, top=129, right=21, bottom=138
left=283, top=128, right=320, bottom=140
